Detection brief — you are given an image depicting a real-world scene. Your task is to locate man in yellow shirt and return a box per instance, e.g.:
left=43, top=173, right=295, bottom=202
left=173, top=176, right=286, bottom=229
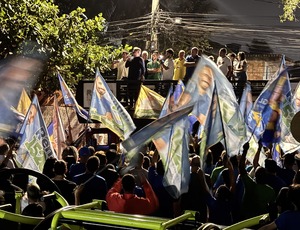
left=173, top=50, right=186, bottom=80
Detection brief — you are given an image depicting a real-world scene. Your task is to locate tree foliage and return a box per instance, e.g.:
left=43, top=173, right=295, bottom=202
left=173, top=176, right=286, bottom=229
left=0, top=0, right=125, bottom=94
left=280, top=0, right=300, bottom=21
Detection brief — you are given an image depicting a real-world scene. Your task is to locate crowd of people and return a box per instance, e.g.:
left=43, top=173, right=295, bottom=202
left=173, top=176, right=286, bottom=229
left=0, top=46, right=299, bottom=230
left=112, top=46, right=248, bottom=107
left=0, top=134, right=300, bottom=229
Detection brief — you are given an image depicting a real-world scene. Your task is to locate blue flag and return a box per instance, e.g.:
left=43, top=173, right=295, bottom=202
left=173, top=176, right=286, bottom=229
left=279, top=71, right=300, bottom=154
left=90, top=68, right=136, bottom=140
left=248, top=69, right=288, bottom=146
left=177, top=56, right=246, bottom=156
left=17, top=95, right=56, bottom=172
left=200, top=86, right=223, bottom=166
left=58, top=72, right=89, bottom=121
left=239, top=82, right=253, bottom=124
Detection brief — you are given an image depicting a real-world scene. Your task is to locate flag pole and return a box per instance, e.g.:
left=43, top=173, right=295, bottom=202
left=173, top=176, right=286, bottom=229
left=215, top=82, right=228, bottom=154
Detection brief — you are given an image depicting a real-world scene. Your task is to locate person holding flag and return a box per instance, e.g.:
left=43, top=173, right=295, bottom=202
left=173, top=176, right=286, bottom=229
left=90, top=69, right=136, bottom=140
left=17, top=96, right=56, bottom=172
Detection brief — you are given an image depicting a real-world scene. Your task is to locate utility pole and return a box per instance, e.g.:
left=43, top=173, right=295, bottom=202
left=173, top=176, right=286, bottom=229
left=150, top=0, right=159, bottom=51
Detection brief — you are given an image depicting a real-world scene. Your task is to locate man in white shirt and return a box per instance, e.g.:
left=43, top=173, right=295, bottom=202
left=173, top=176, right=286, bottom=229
left=217, top=48, right=232, bottom=79
left=111, top=50, right=129, bottom=80
left=161, top=48, right=174, bottom=80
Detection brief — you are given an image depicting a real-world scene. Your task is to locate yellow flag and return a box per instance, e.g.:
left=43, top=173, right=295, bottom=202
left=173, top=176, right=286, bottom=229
left=134, top=85, right=165, bottom=119
left=17, top=89, right=31, bottom=115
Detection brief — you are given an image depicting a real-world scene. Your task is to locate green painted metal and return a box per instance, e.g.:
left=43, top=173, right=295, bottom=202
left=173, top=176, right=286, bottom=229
left=0, top=209, right=43, bottom=225
left=54, top=191, right=69, bottom=207
left=223, top=214, right=266, bottom=230
left=0, top=191, right=69, bottom=227
left=15, top=191, right=23, bottom=214
left=51, top=207, right=196, bottom=230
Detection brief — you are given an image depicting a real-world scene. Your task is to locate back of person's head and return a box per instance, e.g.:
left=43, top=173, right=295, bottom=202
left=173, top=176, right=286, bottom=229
left=106, top=163, right=116, bottom=170
left=284, top=154, right=295, bottom=168
left=143, top=156, right=150, bottom=170
left=229, top=155, right=238, bottom=168
left=79, top=146, right=92, bottom=163
left=255, top=166, right=267, bottom=184
left=64, top=155, right=76, bottom=170
left=288, top=184, right=300, bottom=210
left=156, top=159, right=165, bottom=176
left=122, top=174, right=136, bottom=193
left=293, top=170, right=300, bottom=184
left=191, top=155, right=201, bottom=168
left=198, top=223, right=221, bottom=230
left=109, top=143, right=117, bottom=151
left=95, top=151, right=107, bottom=167
left=27, top=183, right=41, bottom=201
left=0, top=143, right=9, bottom=155
left=42, top=157, right=57, bottom=178
left=221, top=168, right=230, bottom=188
left=88, top=146, right=95, bottom=156
left=189, top=144, right=195, bottom=154
left=264, top=159, right=277, bottom=174
left=86, top=156, right=100, bottom=173
left=276, top=187, right=294, bottom=213
left=106, top=149, right=117, bottom=165
left=136, top=152, right=144, bottom=167
left=54, top=160, right=67, bottom=176
left=215, top=185, right=231, bottom=202
left=62, top=146, right=78, bottom=162
left=205, top=150, right=213, bottom=165
left=227, top=52, right=236, bottom=58
left=166, top=48, right=174, bottom=56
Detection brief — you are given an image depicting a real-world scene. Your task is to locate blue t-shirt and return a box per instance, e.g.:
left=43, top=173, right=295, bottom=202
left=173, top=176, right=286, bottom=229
left=185, top=55, right=201, bottom=81
left=275, top=210, right=300, bottom=230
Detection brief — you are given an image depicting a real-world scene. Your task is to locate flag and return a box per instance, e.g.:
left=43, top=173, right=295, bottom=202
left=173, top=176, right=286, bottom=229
left=239, top=82, right=253, bottom=124
left=279, top=71, right=300, bottom=154
left=159, top=80, right=185, bottom=118
left=149, top=80, right=189, bottom=199
left=293, top=81, right=300, bottom=112
left=273, top=143, right=283, bottom=167
left=0, top=55, right=43, bottom=138
left=58, top=72, right=89, bottom=121
left=90, top=68, right=136, bottom=140
left=153, top=116, right=191, bottom=199
left=16, top=88, right=31, bottom=116
left=176, top=56, right=246, bottom=156
left=159, top=86, right=173, bottom=118
left=122, top=104, right=194, bottom=198
left=121, top=105, right=194, bottom=155
left=133, top=85, right=165, bottom=119
left=248, top=69, right=288, bottom=146
left=16, top=95, right=56, bottom=172
left=51, top=95, right=67, bottom=159
left=199, top=86, right=223, bottom=165
left=173, top=80, right=185, bottom=103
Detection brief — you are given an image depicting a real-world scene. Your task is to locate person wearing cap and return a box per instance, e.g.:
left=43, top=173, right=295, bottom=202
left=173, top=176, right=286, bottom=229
left=111, top=50, right=129, bottom=80
left=69, top=146, right=92, bottom=181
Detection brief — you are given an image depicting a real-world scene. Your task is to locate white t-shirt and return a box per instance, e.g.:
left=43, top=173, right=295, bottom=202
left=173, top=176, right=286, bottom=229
left=114, top=59, right=128, bottom=80
left=217, top=56, right=232, bottom=76
left=162, top=58, right=174, bottom=80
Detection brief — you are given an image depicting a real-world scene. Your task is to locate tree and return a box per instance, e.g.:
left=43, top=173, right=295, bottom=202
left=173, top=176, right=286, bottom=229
left=0, top=0, right=125, bottom=94
left=280, top=0, right=300, bottom=21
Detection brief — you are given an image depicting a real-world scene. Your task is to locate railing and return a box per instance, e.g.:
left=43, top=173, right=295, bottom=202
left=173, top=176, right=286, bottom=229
left=76, top=79, right=274, bottom=110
